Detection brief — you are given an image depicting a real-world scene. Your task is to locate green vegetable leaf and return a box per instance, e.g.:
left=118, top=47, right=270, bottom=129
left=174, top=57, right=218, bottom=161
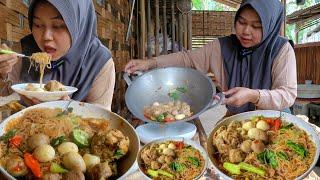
left=168, top=91, right=179, bottom=101
left=257, top=150, right=278, bottom=168
left=281, top=123, right=294, bottom=130
left=170, top=162, right=185, bottom=172
left=276, top=152, right=289, bottom=160
left=287, top=140, right=308, bottom=158
left=156, top=114, right=165, bottom=122
left=266, top=150, right=278, bottom=168
left=0, top=129, right=17, bottom=143
left=188, top=156, right=200, bottom=167
left=114, top=149, right=124, bottom=159
left=50, top=136, right=67, bottom=147
left=50, top=162, right=68, bottom=173
left=176, top=87, right=187, bottom=93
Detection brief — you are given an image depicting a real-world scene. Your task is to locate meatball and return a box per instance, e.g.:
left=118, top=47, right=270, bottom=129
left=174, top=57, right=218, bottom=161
left=91, top=129, right=129, bottom=161
left=45, top=80, right=65, bottom=91
left=42, top=173, right=62, bottom=180
left=62, top=170, right=85, bottom=180
left=87, top=162, right=113, bottom=180
left=229, top=149, right=245, bottom=163
left=27, top=133, right=49, bottom=150
left=6, top=155, right=28, bottom=177
left=240, top=140, right=252, bottom=153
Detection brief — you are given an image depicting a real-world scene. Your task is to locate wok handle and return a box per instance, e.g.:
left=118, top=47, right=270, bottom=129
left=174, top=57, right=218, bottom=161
left=123, top=73, right=132, bottom=86
left=123, top=71, right=143, bottom=86
left=207, top=92, right=225, bottom=110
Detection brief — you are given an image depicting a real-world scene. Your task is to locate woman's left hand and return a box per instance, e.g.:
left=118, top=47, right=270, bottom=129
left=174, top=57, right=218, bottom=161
left=223, top=87, right=259, bottom=107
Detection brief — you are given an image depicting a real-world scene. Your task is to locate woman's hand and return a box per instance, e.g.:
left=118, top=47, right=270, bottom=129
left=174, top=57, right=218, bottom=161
left=124, top=59, right=156, bottom=74
left=223, top=87, right=259, bottom=107
left=0, top=44, right=18, bottom=78
left=20, top=94, right=70, bottom=107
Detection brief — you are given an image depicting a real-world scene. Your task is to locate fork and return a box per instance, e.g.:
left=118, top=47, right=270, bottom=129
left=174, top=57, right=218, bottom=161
left=0, top=49, right=31, bottom=59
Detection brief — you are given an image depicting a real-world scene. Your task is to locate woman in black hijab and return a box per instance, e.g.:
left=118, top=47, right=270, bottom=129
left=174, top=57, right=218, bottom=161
left=124, top=0, right=297, bottom=115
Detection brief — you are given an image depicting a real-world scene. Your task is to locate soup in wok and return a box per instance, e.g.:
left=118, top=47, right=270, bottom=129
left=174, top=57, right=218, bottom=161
left=0, top=108, right=130, bottom=179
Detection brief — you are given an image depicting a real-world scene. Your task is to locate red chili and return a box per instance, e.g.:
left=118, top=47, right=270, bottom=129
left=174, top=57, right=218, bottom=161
left=174, top=141, right=184, bottom=150
left=164, top=117, right=175, bottom=122
left=24, top=153, right=42, bottom=178
left=9, top=135, right=23, bottom=147
left=273, top=119, right=282, bottom=131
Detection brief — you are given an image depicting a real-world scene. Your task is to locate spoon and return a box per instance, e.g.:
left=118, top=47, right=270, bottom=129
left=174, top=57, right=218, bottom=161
left=0, top=49, right=31, bottom=58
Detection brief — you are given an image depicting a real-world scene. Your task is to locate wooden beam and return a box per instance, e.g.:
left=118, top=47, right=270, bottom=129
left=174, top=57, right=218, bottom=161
left=163, top=0, right=168, bottom=55
left=147, top=0, right=152, bottom=58
left=155, top=0, right=160, bottom=56
left=280, top=0, right=286, bottom=36
left=183, top=13, right=188, bottom=49
left=171, top=0, right=177, bottom=52
left=178, top=13, right=183, bottom=51
left=139, top=0, right=146, bottom=58
left=187, top=12, right=192, bottom=50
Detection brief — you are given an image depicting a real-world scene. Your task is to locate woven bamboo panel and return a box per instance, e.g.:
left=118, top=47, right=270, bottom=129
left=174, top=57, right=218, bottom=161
left=192, top=11, right=236, bottom=37
left=295, top=42, right=320, bottom=85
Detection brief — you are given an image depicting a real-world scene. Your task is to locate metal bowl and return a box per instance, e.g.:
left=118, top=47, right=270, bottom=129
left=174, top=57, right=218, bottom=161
left=124, top=67, right=224, bottom=124
left=207, top=110, right=320, bottom=180
left=0, top=101, right=140, bottom=180
left=137, top=137, right=208, bottom=180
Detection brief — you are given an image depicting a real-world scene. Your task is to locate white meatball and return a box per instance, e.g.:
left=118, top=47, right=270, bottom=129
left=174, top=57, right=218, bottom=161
left=162, top=148, right=175, bottom=156
left=83, top=154, right=100, bottom=169
left=168, top=143, right=176, bottom=150
left=256, top=120, right=270, bottom=131
left=63, top=152, right=86, bottom=172
left=242, top=121, right=255, bottom=131
left=33, top=145, right=55, bottom=162
left=247, top=128, right=268, bottom=141
left=58, top=142, right=79, bottom=155
left=175, top=114, right=185, bottom=120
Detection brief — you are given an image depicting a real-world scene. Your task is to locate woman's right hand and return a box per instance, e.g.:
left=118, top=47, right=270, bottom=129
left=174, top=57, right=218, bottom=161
left=0, top=44, right=18, bottom=78
left=124, top=59, right=156, bottom=74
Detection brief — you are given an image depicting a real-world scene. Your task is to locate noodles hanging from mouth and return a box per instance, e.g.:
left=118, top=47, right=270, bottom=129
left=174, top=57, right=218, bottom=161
left=28, top=52, right=52, bottom=88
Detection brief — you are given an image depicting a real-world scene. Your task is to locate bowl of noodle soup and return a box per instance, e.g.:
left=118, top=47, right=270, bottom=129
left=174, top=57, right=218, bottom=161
left=11, top=83, right=78, bottom=101
left=137, top=137, right=208, bottom=180
left=0, top=101, right=139, bottom=179
left=207, top=110, right=320, bottom=180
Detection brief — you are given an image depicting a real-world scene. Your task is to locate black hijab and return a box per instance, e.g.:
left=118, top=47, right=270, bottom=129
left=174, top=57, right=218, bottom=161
left=219, top=0, right=288, bottom=114
left=20, top=0, right=112, bottom=101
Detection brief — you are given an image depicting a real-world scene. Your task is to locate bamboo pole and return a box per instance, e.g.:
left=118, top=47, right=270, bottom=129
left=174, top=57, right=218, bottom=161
left=163, top=0, right=168, bottom=55
left=171, top=0, right=177, bottom=52
left=178, top=13, right=183, bottom=51
left=136, top=0, right=140, bottom=58
left=155, top=0, right=160, bottom=56
left=187, top=12, right=192, bottom=50
left=147, top=0, right=152, bottom=58
left=140, top=0, right=146, bottom=58
left=183, top=13, right=188, bottom=49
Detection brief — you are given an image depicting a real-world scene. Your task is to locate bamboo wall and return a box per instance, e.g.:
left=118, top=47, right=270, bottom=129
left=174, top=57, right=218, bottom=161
left=192, top=11, right=236, bottom=37
left=0, top=0, right=133, bottom=72
left=295, top=42, right=320, bottom=85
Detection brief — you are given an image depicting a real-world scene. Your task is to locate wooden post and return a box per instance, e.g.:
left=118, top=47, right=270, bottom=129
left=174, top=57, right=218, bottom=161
left=171, top=0, right=177, bottom=52
left=178, top=13, right=183, bottom=51
left=281, top=0, right=286, bottom=36
left=187, top=12, right=192, bottom=50
left=163, top=0, right=168, bottom=55
left=147, top=0, right=152, bottom=58
left=155, top=0, right=160, bottom=56
left=136, top=0, right=140, bottom=58
left=140, top=0, right=146, bottom=59
left=183, top=13, right=188, bottom=49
